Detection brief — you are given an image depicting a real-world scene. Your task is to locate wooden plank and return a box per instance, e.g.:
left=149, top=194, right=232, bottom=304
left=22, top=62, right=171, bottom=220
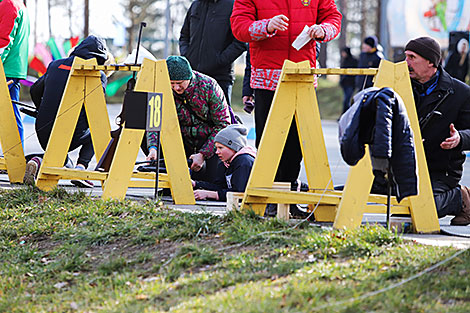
left=128, top=180, right=170, bottom=189
left=37, top=58, right=94, bottom=190
left=41, top=167, right=108, bottom=180
left=392, top=62, right=439, bottom=233
left=102, top=129, right=144, bottom=199
left=0, top=61, right=25, bottom=183
left=240, top=60, right=298, bottom=215
left=136, top=59, right=195, bottom=205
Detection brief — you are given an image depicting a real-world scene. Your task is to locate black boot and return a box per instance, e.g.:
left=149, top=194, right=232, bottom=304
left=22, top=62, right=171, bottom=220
left=264, top=203, right=277, bottom=217
left=289, top=204, right=311, bottom=219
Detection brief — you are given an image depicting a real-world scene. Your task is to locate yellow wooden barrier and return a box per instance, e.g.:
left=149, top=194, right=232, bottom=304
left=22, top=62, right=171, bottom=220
left=35, top=57, right=194, bottom=204
left=240, top=59, right=440, bottom=233
left=333, top=61, right=439, bottom=233
left=0, top=61, right=26, bottom=182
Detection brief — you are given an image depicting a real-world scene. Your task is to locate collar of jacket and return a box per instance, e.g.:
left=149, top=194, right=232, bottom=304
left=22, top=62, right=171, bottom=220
left=412, top=67, right=454, bottom=103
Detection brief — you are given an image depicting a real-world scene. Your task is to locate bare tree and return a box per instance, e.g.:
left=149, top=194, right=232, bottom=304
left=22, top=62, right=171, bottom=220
left=50, top=0, right=75, bottom=37
left=84, top=0, right=89, bottom=38
left=337, top=0, right=347, bottom=49
left=123, top=0, right=163, bottom=54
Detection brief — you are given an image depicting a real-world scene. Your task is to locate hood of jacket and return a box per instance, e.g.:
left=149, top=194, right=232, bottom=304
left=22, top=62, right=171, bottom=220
left=71, top=35, right=108, bottom=65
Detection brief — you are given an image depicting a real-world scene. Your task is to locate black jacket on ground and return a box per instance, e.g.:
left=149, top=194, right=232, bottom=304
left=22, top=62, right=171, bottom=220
left=340, top=88, right=417, bottom=202
left=355, top=50, right=382, bottom=89
left=412, top=67, right=470, bottom=188
left=30, top=36, right=107, bottom=150
left=179, top=0, right=246, bottom=83
left=194, top=153, right=255, bottom=201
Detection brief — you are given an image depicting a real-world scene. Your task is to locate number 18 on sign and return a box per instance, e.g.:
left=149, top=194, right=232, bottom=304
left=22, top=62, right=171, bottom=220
left=146, top=93, right=163, bottom=132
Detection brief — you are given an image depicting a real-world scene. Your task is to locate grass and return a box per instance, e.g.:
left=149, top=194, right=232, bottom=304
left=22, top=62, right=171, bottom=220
left=0, top=187, right=469, bottom=312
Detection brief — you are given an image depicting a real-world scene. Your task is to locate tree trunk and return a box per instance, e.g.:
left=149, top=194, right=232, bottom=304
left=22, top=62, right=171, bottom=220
left=337, top=0, right=347, bottom=49
left=68, top=0, right=73, bottom=37
left=84, top=0, right=89, bottom=38
left=360, top=0, right=366, bottom=42
left=47, top=0, right=52, bottom=38
left=376, top=0, right=381, bottom=42
left=33, top=0, right=37, bottom=46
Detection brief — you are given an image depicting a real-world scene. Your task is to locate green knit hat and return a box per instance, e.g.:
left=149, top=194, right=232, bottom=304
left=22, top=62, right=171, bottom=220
left=166, top=55, right=193, bottom=80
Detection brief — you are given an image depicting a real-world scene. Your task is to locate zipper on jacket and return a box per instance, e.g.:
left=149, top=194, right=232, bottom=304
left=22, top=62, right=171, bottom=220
left=419, top=88, right=452, bottom=132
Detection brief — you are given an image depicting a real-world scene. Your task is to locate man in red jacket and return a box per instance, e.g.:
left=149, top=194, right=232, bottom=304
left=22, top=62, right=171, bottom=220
left=230, top=0, right=341, bottom=216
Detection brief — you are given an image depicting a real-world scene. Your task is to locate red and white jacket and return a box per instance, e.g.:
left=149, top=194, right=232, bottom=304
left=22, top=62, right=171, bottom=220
left=231, top=0, right=341, bottom=90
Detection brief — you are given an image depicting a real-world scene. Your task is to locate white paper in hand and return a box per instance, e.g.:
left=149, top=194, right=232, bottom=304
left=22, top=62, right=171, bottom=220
left=292, top=25, right=312, bottom=51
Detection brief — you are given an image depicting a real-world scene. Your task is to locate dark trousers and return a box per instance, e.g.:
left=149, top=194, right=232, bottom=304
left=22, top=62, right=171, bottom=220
left=254, top=89, right=302, bottom=182
left=37, top=124, right=94, bottom=168
left=432, top=178, right=463, bottom=218
left=216, top=80, right=233, bottom=107
left=341, top=85, right=355, bottom=114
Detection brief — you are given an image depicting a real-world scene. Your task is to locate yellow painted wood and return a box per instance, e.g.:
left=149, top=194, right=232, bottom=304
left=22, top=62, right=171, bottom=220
left=392, top=62, right=439, bottom=233
left=134, top=59, right=194, bottom=205
left=277, top=203, right=289, bottom=220
left=0, top=61, right=25, bottom=182
left=103, top=59, right=194, bottom=203
left=129, top=171, right=171, bottom=189
left=314, top=205, right=339, bottom=221
left=102, top=128, right=144, bottom=199
left=333, top=60, right=439, bottom=233
left=240, top=60, right=298, bottom=215
left=41, top=167, right=108, bottom=180
left=240, top=60, right=334, bottom=216
left=128, top=180, right=170, bottom=189
left=310, top=68, right=378, bottom=76
left=294, top=62, right=333, bottom=190
left=35, top=57, right=193, bottom=203
left=83, top=75, right=111, bottom=161
left=36, top=58, right=96, bottom=190
left=75, top=64, right=141, bottom=72
left=333, top=149, right=375, bottom=227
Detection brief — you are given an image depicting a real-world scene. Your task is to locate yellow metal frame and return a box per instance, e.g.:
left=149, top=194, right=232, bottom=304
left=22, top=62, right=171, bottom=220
left=35, top=58, right=194, bottom=204
left=240, top=59, right=440, bottom=233
left=0, top=61, right=26, bottom=182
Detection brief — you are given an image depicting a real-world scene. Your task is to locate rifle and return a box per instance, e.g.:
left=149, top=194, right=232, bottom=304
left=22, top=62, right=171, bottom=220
left=95, top=22, right=147, bottom=172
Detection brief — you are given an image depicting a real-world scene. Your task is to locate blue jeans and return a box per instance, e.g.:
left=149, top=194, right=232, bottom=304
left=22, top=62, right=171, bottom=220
left=7, top=77, right=24, bottom=145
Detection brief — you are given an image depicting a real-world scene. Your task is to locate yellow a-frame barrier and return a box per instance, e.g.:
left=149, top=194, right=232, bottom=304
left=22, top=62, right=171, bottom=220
left=334, top=60, right=440, bottom=233
left=35, top=57, right=194, bottom=204
left=0, top=61, right=26, bottom=183
left=240, top=59, right=440, bottom=233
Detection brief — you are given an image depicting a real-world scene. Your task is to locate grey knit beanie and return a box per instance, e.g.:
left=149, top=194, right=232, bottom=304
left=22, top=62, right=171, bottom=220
left=166, top=55, right=193, bottom=80
left=405, top=37, right=441, bottom=67
left=215, top=124, right=248, bottom=152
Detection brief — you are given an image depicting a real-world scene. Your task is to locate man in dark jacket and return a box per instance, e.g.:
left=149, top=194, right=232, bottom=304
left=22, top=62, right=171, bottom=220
left=25, top=35, right=109, bottom=188
left=355, top=36, right=383, bottom=90
left=339, top=46, right=358, bottom=114
left=405, top=36, right=470, bottom=225
left=179, top=0, right=246, bottom=106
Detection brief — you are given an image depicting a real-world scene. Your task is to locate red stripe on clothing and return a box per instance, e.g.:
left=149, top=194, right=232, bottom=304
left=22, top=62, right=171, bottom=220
left=58, top=64, right=71, bottom=71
